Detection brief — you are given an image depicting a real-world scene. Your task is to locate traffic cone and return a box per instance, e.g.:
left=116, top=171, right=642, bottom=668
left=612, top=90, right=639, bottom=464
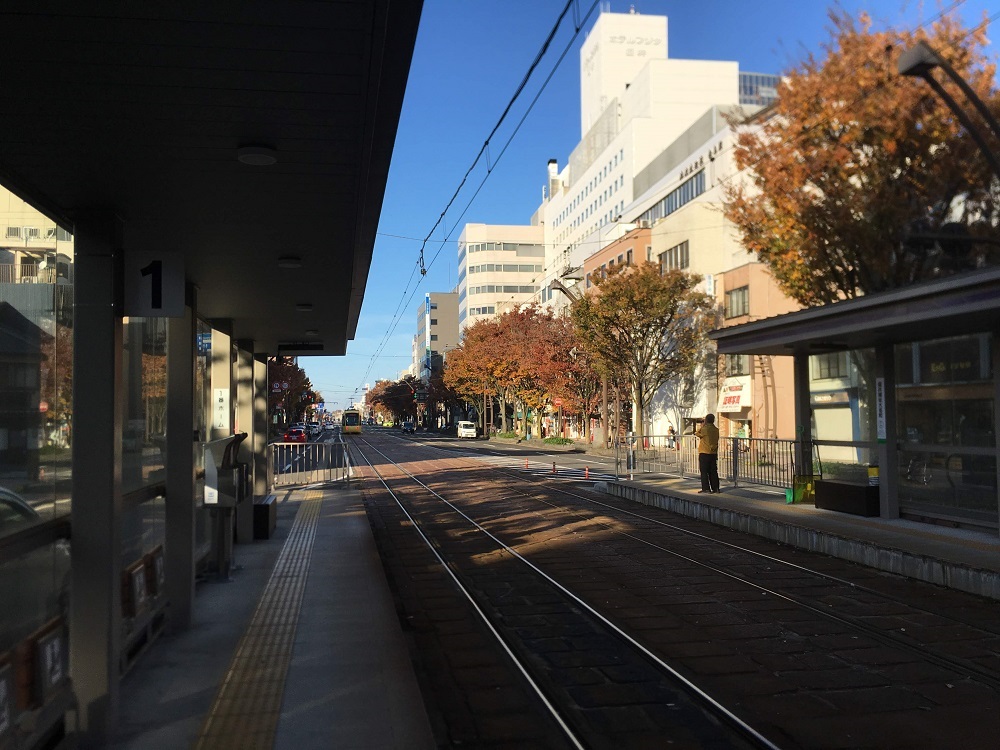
left=584, top=466, right=589, bottom=479
left=551, top=462, right=556, bottom=474
left=524, top=457, right=529, bottom=469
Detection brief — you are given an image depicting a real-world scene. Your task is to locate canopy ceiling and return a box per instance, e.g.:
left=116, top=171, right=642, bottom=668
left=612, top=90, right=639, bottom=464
left=0, top=0, right=423, bottom=355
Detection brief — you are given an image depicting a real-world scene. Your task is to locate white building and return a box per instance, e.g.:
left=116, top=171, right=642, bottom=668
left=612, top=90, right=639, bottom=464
left=533, top=9, right=744, bottom=298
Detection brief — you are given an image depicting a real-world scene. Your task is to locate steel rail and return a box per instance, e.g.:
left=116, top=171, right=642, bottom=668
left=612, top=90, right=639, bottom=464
left=357, top=437, right=784, bottom=750
left=352, top=441, right=587, bottom=750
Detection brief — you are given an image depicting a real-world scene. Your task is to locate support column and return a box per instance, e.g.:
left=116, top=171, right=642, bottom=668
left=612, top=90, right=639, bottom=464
left=875, top=344, right=900, bottom=519
left=253, top=355, right=269, bottom=499
left=793, top=352, right=814, bottom=476
left=165, top=286, right=197, bottom=631
left=70, top=211, right=124, bottom=742
left=234, top=341, right=254, bottom=543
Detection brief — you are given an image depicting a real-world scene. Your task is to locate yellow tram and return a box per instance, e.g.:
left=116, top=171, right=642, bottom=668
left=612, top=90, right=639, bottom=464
left=341, top=408, right=362, bottom=434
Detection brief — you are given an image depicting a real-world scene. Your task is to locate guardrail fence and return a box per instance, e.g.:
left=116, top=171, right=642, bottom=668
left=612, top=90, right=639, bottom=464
left=269, top=440, right=351, bottom=487
left=615, top=434, right=816, bottom=490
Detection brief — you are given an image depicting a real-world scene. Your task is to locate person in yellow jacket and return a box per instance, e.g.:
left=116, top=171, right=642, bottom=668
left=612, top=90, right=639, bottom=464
left=695, top=413, right=720, bottom=493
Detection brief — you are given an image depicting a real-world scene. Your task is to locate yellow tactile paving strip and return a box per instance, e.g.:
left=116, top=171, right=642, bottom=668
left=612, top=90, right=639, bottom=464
left=193, top=491, right=322, bottom=750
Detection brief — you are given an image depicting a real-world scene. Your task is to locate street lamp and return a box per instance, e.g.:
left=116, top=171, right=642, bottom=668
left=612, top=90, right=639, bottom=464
left=898, top=40, right=1000, bottom=180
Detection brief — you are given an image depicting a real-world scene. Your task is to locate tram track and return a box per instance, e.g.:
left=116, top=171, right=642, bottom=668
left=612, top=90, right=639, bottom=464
left=350, top=434, right=1000, bottom=747
left=423, top=436, right=1000, bottom=650
left=354, top=436, right=778, bottom=750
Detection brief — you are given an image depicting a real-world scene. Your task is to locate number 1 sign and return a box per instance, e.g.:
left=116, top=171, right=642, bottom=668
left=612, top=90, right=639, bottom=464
left=124, top=251, right=184, bottom=317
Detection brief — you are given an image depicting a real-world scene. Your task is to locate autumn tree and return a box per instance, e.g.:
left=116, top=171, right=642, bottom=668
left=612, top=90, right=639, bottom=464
left=367, top=376, right=420, bottom=421
left=444, top=318, right=508, bottom=429
left=267, top=356, right=315, bottom=426
left=571, top=263, right=717, bottom=441
left=723, top=9, right=1000, bottom=307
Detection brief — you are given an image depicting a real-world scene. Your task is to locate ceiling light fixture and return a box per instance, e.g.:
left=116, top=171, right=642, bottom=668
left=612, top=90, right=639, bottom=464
left=304, top=329, right=320, bottom=337
left=295, top=303, right=313, bottom=313
left=277, top=255, right=302, bottom=269
left=237, top=144, right=278, bottom=166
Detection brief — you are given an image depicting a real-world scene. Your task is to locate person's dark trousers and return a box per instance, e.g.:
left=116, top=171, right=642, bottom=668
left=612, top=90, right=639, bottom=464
left=699, top=452, right=720, bottom=492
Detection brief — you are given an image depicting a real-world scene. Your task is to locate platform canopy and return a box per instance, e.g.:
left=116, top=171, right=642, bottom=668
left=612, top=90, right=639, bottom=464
left=0, top=0, right=423, bottom=355
left=710, top=268, right=1000, bottom=356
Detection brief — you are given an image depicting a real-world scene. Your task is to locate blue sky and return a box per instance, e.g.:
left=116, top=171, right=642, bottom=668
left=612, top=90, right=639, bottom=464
left=304, top=0, right=998, bottom=409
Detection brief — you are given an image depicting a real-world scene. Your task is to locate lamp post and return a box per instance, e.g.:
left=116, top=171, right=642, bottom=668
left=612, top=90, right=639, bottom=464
left=898, top=40, right=1000, bottom=180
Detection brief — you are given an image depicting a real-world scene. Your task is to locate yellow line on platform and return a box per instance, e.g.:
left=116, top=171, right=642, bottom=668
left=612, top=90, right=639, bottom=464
left=193, top=491, right=322, bottom=750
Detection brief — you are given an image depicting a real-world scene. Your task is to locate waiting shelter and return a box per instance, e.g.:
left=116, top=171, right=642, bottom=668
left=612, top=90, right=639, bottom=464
left=710, top=266, right=1000, bottom=535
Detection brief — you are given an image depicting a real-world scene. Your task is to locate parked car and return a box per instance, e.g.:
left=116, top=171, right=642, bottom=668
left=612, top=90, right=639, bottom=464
left=456, top=421, right=477, bottom=439
left=283, top=427, right=307, bottom=443
left=402, top=421, right=415, bottom=434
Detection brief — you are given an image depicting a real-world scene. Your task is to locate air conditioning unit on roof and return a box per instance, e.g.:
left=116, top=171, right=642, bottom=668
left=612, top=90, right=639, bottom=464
left=638, top=220, right=651, bottom=229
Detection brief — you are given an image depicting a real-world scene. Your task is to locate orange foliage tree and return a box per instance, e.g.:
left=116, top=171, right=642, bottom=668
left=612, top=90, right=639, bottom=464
left=571, top=263, right=717, bottom=441
left=723, top=9, right=1000, bottom=307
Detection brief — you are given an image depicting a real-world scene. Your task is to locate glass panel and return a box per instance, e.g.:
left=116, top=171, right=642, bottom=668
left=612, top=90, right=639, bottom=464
left=121, top=495, right=165, bottom=571
left=0, top=188, right=74, bottom=530
left=898, top=449, right=997, bottom=519
left=0, top=539, right=69, bottom=652
left=121, top=318, right=168, bottom=494
left=895, top=334, right=996, bottom=523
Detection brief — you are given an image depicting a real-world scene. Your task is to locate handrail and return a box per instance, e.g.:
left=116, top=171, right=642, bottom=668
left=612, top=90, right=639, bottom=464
left=0, top=515, right=71, bottom=566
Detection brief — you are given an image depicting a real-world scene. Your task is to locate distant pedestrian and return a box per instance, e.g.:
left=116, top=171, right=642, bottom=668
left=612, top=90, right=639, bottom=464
left=695, top=414, right=720, bottom=493
left=667, top=424, right=676, bottom=449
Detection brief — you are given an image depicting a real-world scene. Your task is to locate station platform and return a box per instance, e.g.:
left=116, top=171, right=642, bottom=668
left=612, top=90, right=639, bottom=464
left=105, top=484, right=435, bottom=750
left=103, top=446, right=1000, bottom=749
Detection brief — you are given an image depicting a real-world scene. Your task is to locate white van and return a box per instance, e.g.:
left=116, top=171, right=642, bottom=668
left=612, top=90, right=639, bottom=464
left=456, top=421, right=477, bottom=439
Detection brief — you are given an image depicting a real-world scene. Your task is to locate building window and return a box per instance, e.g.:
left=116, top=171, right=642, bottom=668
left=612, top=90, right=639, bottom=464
left=814, top=352, right=848, bottom=380
left=430, top=318, right=437, bottom=325
left=659, top=240, right=689, bottom=272
left=726, top=354, right=752, bottom=376
left=626, top=249, right=633, bottom=265
left=430, top=334, right=438, bottom=341
left=725, top=286, right=750, bottom=318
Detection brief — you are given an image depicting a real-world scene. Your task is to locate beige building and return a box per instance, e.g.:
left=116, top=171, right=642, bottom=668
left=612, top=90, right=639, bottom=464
left=457, top=223, right=544, bottom=330
left=414, top=291, right=459, bottom=381
left=715, top=263, right=800, bottom=440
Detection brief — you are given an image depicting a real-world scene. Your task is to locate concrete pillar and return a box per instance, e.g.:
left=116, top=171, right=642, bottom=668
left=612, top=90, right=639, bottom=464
left=70, top=211, right=124, bottom=743
left=793, top=352, right=814, bottom=476
left=165, top=286, right=197, bottom=631
left=874, top=344, right=900, bottom=519
left=253, top=355, right=269, bottom=499
left=234, top=341, right=254, bottom=543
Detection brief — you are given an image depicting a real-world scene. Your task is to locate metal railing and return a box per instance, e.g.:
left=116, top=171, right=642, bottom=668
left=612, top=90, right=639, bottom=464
left=0, top=264, right=62, bottom=284
left=269, top=439, right=351, bottom=487
left=615, top=434, right=810, bottom=490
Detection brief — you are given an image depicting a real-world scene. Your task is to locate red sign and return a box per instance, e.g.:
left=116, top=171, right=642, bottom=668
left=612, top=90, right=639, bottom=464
left=553, top=398, right=563, bottom=407
left=39, top=401, right=48, bottom=413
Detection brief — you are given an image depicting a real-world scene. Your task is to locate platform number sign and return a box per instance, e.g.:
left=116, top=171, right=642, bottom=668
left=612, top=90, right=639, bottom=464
left=125, top=251, right=184, bottom=317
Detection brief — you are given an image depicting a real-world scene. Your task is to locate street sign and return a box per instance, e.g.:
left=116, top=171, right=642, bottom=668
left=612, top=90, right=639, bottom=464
left=553, top=398, right=563, bottom=407
left=272, top=382, right=281, bottom=392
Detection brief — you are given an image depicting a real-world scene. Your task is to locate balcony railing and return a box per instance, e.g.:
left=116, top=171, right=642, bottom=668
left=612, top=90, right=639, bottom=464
left=0, top=265, right=63, bottom=284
